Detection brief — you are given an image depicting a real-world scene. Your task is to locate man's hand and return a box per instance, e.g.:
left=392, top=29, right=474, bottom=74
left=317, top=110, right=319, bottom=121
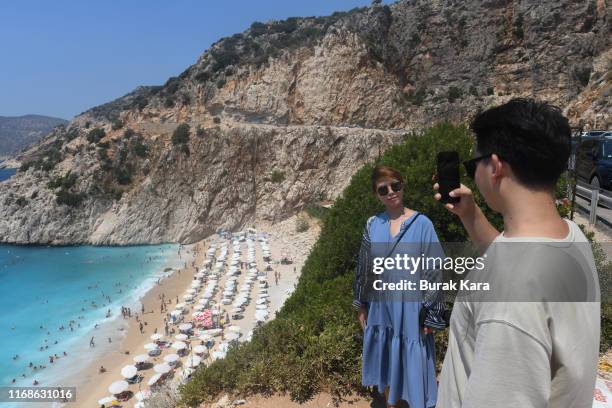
left=358, top=306, right=368, bottom=331
left=433, top=181, right=477, bottom=219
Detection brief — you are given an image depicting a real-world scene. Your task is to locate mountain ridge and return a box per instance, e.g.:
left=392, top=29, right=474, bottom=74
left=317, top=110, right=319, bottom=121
left=0, top=0, right=609, bottom=245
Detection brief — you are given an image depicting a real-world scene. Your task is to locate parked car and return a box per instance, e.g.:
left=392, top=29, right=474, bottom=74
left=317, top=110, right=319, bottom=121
left=574, top=131, right=612, bottom=190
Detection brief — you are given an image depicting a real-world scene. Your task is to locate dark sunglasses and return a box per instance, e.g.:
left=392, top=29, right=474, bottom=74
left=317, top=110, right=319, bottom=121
left=377, top=181, right=403, bottom=196
left=463, top=153, right=494, bottom=179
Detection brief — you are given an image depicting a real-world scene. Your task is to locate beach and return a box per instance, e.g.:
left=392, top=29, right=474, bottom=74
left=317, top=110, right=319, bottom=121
left=70, top=241, right=201, bottom=407
left=72, top=213, right=321, bottom=407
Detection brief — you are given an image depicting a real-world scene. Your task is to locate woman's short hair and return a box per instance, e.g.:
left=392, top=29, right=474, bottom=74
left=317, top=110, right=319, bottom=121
left=371, top=165, right=404, bottom=193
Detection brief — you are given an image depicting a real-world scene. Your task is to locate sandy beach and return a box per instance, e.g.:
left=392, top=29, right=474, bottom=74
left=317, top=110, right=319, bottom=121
left=69, top=241, right=202, bottom=407
left=69, top=213, right=321, bottom=408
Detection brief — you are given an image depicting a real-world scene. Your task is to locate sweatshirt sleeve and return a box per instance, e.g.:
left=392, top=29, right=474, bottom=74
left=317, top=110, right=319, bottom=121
left=420, top=218, right=447, bottom=329
left=462, top=320, right=551, bottom=408
left=353, top=217, right=373, bottom=309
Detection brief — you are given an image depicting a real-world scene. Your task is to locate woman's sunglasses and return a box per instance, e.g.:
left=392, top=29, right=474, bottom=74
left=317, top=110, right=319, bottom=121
left=377, top=181, right=403, bottom=196
left=463, top=153, right=493, bottom=179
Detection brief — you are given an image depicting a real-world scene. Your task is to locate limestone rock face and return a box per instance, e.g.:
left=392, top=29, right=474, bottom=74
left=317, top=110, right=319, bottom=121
left=0, top=0, right=609, bottom=245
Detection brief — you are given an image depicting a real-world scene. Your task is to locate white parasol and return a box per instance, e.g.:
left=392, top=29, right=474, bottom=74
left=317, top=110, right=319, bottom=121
left=147, top=373, right=162, bottom=386
left=153, top=363, right=172, bottom=374
left=193, top=345, right=208, bottom=355
left=163, top=353, right=180, bottom=363
left=150, top=333, right=163, bottom=341
left=186, top=355, right=202, bottom=367
left=133, top=354, right=149, bottom=364
left=143, top=343, right=159, bottom=350
left=175, top=333, right=188, bottom=341
left=108, top=380, right=129, bottom=395
left=120, top=365, right=137, bottom=379
left=172, top=341, right=187, bottom=350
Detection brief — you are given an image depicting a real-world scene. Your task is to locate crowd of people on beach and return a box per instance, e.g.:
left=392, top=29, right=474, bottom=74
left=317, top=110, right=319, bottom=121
left=6, top=247, right=176, bottom=388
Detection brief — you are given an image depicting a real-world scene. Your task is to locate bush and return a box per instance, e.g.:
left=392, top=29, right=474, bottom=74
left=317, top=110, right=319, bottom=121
left=296, top=217, right=310, bottom=233
left=196, top=126, right=205, bottom=137
left=447, top=86, right=463, bottom=103
left=123, top=128, right=135, bottom=139
left=55, top=190, right=84, bottom=207
left=172, top=123, right=190, bottom=146
left=486, top=87, right=494, bottom=95
left=15, top=196, right=27, bottom=207
left=47, top=172, right=77, bottom=190
left=270, top=170, right=285, bottom=183
left=133, top=142, right=148, bottom=158
left=87, top=128, right=106, bottom=144
left=408, top=87, right=427, bottom=106
left=179, top=123, right=504, bottom=406
left=111, top=119, right=123, bottom=131
left=164, top=97, right=175, bottom=108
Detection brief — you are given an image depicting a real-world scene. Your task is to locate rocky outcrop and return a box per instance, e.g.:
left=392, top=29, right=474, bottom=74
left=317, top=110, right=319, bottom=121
left=0, top=0, right=609, bottom=245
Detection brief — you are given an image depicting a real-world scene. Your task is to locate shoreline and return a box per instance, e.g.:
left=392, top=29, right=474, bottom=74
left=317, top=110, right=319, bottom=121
left=65, top=240, right=204, bottom=407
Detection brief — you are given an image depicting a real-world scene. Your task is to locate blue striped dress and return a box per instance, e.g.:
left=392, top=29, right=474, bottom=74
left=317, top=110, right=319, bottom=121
left=353, top=211, right=446, bottom=408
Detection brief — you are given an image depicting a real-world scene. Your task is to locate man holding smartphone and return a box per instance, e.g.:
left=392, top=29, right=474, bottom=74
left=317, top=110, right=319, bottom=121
left=433, top=98, right=600, bottom=407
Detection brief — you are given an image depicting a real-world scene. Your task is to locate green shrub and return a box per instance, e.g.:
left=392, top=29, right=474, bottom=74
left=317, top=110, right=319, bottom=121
left=270, top=170, right=285, bottom=183
left=172, top=123, right=190, bottom=146
left=164, top=97, right=175, bottom=108
left=196, top=126, right=205, bottom=137
left=447, top=86, right=463, bottom=103
left=55, top=190, right=84, bottom=207
left=133, top=142, right=148, bottom=158
left=296, top=217, right=310, bottom=233
left=123, top=128, right=135, bottom=139
left=87, top=128, right=106, bottom=144
left=486, top=87, right=494, bottom=96
left=408, top=87, right=427, bottom=106
left=15, top=196, right=27, bottom=207
left=111, top=119, right=123, bottom=130
left=47, top=172, right=77, bottom=190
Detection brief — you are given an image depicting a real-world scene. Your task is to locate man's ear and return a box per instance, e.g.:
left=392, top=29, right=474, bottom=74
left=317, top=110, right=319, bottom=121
left=490, top=153, right=504, bottom=181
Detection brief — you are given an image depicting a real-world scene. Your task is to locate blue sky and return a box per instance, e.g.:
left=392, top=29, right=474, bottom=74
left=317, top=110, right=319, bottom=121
left=0, top=1, right=393, bottom=120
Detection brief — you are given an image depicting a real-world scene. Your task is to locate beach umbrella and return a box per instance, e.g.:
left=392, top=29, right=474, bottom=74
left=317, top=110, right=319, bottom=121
left=147, top=373, right=162, bottom=386
left=172, top=341, right=187, bottom=350
left=175, top=303, right=186, bottom=309
left=186, top=355, right=202, bottom=367
left=135, top=389, right=151, bottom=401
left=193, top=345, right=208, bottom=355
left=108, top=380, right=129, bottom=395
left=256, top=299, right=267, bottom=305
left=98, top=396, right=115, bottom=405
left=150, top=333, right=163, bottom=341
left=170, top=310, right=182, bottom=317
left=256, top=304, right=268, bottom=310
left=225, top=332, right=240, bottom=341
left=185, top=288, right=196, bottom=294
left=133, top=354, right=149, bottom=364
left=194, top=305, right=205, bottom=312
left=144, top=343, right=159, bottom=351
left=163, top=353, right=180, bottom=363
left=228, top=325, right=241, bottom=333
left=153, top=363, right=172, bottom=374
left=120, top=365, right=138, bottom=379
left=211, top=350, right=226, bottom=360
left=175, top=333, right=188, bottom=341
left=179, top=323, right=193, bottom=331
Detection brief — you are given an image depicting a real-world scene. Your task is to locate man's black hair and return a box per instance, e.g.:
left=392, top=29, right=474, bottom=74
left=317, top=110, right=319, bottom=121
left=470, top=98, right=571, bottom=188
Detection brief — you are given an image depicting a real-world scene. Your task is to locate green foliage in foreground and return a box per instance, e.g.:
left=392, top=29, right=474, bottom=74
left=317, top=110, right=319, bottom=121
left=180, top=123, right=610, bottom=405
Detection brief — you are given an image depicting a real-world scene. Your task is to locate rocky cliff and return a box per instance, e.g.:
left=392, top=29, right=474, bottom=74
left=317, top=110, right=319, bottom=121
left=0, top=0, right=610, bottom=245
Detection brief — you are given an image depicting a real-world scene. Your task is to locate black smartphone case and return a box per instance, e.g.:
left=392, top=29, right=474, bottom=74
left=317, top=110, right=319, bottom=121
left=437, top=151, right=460, bottom=204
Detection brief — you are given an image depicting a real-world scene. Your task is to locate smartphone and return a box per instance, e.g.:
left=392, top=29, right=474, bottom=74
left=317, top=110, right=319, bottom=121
left=437, top=151, right=460, bottom=204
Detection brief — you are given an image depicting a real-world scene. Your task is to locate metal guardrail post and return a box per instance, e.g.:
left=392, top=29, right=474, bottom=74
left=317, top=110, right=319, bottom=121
left=589, top=188, right=599, bottom=225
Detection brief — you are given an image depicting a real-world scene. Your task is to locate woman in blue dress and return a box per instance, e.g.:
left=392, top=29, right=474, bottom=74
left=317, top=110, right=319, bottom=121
left=353, top=165, right=446, bottom=408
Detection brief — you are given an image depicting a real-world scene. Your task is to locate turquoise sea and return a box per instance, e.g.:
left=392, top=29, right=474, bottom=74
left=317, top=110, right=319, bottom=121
left=0, top=243, right=180, bottom=388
